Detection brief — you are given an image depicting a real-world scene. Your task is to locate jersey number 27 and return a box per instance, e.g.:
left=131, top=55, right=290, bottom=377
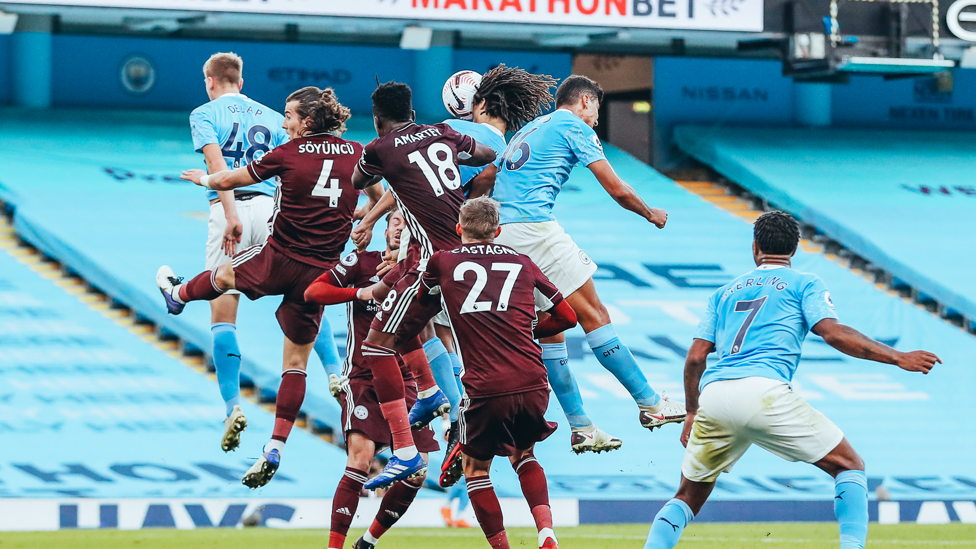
left=454, top=261, right=522, bottom=314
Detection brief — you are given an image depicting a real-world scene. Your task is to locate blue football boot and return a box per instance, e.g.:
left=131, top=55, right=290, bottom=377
left=155, top=265, right=185, bottom=315
left=242, top=448, right=280, bottom=489
left=408, top=389, right=450, bottom=429
left=364, top=453, right=426, bottom=490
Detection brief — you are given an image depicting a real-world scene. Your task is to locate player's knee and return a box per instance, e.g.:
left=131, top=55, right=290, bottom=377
left=214, top=264, right=236, bottom=291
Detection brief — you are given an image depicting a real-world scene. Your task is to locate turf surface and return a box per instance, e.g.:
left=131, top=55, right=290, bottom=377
left=1, top=523, right=973, bottom=548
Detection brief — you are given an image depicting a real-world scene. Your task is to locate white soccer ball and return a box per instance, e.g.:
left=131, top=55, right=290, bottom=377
left=442, top=70, right=482, bottom=120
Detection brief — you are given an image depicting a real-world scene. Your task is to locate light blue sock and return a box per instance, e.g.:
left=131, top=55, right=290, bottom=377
left=423, top=338, right=461, bottom=422
left=835, top=470, right=868, bottom=549
left=313, top=314, right=343, bottom=377
left=211, top=323, right=242, bottom=416
left=586, top=324, right=660, bottom=407
left=644, top=499, right=694, bottom=549
left=541, top=343, right=592, bottom=428
left=448, top=353, right=465, bottom=397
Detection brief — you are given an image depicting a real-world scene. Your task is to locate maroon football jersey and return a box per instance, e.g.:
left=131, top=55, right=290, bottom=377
left=421, top=243, right=564, bottom=398
left=247, top=133, right=362, bottom=268
left=358, top=123, right=475, bottom=259
left=327, top=250, right=411, bottom=382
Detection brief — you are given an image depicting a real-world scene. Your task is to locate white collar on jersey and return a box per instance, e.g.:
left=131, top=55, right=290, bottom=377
left=479, top=122, right=505, bottom=139
left=756, top=264, right=787, bottom=270
left=217, top=92, right=248, bottom=99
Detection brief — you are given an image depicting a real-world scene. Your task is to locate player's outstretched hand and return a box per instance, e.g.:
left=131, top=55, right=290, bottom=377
left=223, top=216, right=243, bottom=257
left=352, top=222, right=373, bottom=250
left=181, top=169, right=206, bottom=186
left=895, top=350, right=941, bottom=374
left=648, top=208, right=668, bottom=229
left=680, top=412, right=696, bottom=447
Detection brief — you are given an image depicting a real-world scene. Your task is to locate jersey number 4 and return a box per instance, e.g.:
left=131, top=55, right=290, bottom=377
left=454, top=261, right=522, bottom=314
left=731, top=296, right=767, bottom=354
left=408, top=143, right=461, bottom=197
left=311, top=160, right=342, bottom=207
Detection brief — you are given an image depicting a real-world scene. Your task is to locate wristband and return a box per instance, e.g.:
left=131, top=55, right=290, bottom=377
left=200, top=174, right=212, bottom=189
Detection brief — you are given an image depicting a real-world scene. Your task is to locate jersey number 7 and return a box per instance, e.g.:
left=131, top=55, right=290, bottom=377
left=730, top=296, right=767, bottom=354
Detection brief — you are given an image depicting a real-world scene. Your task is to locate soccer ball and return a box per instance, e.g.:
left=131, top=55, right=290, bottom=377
left=442, top=70, right=482, bottom=120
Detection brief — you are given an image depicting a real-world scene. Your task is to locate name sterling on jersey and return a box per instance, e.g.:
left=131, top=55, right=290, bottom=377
left=297, top=142, right=358, bottom=155
left=721, top=275, right=789, bottom=299
left=393, top=127, right=442, bottom=147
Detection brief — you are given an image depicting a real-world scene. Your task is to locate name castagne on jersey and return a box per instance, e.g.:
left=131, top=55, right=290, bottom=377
left=297, top=142, right=358, bottom=155
left=451, top=244, right=520, bottom=256
left=720, top=275, right=789, bottom=299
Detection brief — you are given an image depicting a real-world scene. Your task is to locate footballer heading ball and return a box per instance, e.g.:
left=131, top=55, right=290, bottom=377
left=442, top=70, right=482, bottom=120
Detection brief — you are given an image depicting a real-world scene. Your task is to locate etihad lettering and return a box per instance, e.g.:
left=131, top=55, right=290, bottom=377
left=298, top=142, right=357, bottom=155
left=394, top=127, right=442, bottom=147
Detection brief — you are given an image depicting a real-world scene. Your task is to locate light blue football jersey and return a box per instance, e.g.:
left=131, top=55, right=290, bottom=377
left=189, top=93, right=288, bottom=201
left=695, top=265, right=838, bottom=390
left=492, top=109, right=606, bottom=225
left=443, top=119, right=507, bottom=194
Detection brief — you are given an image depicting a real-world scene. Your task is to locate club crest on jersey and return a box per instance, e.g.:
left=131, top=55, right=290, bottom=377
left=579, top=250, right=593, bottom=265
left=354, top=405, right=369, bottom=420
left=341, top=252, right=359, bottom=267
left=824, top=291, right=834, bottom=308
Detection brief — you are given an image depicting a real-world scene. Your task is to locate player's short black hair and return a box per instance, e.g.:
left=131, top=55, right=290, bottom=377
left=754, top=211, right=800, bottom=255
left=473, top=64, right=556, bottom=132
left=372, top=81, right=413, bottom=123
left=555, top=75, right=604, bottom=108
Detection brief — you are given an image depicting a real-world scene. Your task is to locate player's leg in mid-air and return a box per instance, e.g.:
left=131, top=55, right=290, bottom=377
left=314, top=317, right=344, bottom=378
left=645, top=377, right=866, bottom=549
left=564, top=278, right=687, bottom=431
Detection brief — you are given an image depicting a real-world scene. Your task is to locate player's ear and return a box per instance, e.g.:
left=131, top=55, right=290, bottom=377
left=494, top=227, right=501, bottom=238
left=237, top=78, right=243, bottom=91
left=456, top=223, right=463, bottom=237
left=410, top=110, right=417, bottom=122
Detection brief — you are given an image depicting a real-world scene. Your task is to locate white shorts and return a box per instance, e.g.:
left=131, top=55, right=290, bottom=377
left=206, top=195, right=274, bottom=271
left=495, top=220, right=598, bottom=297
left=433, top=309, right=451, bottom=327
left=681, top=377, right=845, bottom=483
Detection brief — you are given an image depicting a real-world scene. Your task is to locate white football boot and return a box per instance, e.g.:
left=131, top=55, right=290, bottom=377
left=570, top=425, right=623, bottom=454
left=639, top=394, right=687, bottom=431
left=221, top=405, right=247, bottom=452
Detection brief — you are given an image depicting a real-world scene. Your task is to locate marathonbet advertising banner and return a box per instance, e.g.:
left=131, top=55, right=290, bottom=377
left=0, top=0, right=765, bottom=32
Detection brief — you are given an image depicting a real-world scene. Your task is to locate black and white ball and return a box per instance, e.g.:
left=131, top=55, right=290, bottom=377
left=442, top=70, right=482, bottom=120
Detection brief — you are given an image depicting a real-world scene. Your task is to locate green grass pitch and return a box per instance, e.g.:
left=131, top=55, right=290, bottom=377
left=2, top=523, right=974, bottom=548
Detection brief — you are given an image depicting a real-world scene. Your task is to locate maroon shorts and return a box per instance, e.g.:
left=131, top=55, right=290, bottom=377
left=371, top=267, right=439, bottom=338
left=340, top=377, right=439, bottom=453
left=459, top=389, right=558, bottom=461
left=231, top=243, right=329, bottom=345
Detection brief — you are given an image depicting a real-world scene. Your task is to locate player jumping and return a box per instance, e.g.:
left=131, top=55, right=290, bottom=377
left=643, top=211, right=940, bottom=549
left=188, top=53, right=344, bottom=452
left=355, top=65, right=557, bottom=481
left=418, top=197, right=577, bottom=549
left=470, top=75, right=684, bottom=454
left=158, top=86, right=364, bottom=488
left=350, top=81, right=496, bottom=489
left=304, top=211, right=440, bottom=549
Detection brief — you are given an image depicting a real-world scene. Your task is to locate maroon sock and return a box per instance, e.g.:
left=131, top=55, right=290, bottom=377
left=363, top=342, right=406, bottom=403
left=513, top=455, right=552, bottom=530
left=271, top=370, right=306, bottom=443
left=329, top=467, right=367, bottom=548
left=467, top=475, right=507, bottom=546
left=401, top=348, right=437, bottom=393
left=368, top=480, right=421, bottom=539
left=178, top=270, right=224, bottom=302
left=486, top=532, right=510, bottom=549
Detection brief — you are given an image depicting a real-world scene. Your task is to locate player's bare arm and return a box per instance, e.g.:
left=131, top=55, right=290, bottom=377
left=181, top=165, right=257, bottom=191
left=467, top=163, right=497, bottom=199
left=588, top=159, right=668, bottom=229
left=681, top=338, right=714, bottom=447
left=812, top=318, right=941, bottom=374
left=351, top=186, right=393, bottom=250
left=352, top=165, right=382, bottom=191
left=201, top=143, right=243, bottom=256
left=458, top=141, right=497, bottom=167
